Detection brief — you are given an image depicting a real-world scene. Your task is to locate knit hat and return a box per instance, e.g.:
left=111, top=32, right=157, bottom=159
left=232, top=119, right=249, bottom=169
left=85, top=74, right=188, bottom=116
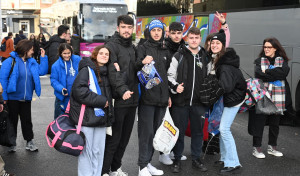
left=149, top=20, right=164, bottom=31
left=211, top=29, right=226, bottom=46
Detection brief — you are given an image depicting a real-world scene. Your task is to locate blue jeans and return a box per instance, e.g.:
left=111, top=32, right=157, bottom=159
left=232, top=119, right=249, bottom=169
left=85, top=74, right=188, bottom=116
left=54, top=98, right=63, bottom=119
left=219, top=106, right=240, bottom=167
left=78, top=126, right=106, bottom=176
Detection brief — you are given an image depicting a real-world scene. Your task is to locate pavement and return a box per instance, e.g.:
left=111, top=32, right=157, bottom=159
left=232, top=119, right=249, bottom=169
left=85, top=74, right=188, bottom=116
left=1, top=75, right=300, bottom=176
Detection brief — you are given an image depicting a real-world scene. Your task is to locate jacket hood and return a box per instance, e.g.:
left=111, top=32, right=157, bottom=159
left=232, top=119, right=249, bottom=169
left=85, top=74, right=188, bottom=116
left=110, top=32, right=132, bottom=47
left=216, top=48, right=240, bottom=68
left=49, top=34, right=65, bottom=44
left=78, top=58, right=97, bottom=71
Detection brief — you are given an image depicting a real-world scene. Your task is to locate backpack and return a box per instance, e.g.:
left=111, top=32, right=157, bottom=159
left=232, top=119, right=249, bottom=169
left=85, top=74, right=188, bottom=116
left=0, top=40, right=7, bottom=52
left=45, top=103, right=86, bottom=156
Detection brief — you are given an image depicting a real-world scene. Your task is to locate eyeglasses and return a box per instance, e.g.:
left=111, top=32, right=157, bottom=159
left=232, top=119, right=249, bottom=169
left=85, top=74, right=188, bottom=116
left=263, top=46, right=273, bottom=49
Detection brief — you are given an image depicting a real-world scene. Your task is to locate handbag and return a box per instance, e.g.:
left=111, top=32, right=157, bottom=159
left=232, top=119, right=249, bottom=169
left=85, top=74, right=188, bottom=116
left=153, top=108, right=179, bottom=154
left=46, top=102, right=86, bottom=156
left=0, top=104, right=13, bottom=147
left=255, top=92, right=278, bottom=115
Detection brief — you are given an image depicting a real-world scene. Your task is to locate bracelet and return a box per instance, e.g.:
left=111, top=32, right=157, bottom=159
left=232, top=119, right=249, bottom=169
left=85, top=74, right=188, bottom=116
left=221, top=21, right=226, bottom=25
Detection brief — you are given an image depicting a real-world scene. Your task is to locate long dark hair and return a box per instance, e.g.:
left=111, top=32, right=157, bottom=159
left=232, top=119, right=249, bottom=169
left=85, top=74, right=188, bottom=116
left=58, top=43, right=73, bottom=59
left=204, top=33, right=214, bottom=51
left=259, top=37, right=289, bottom=61
left=90, top=45, right=111, bottom=83
left=37, top=33, right=45, bottom=41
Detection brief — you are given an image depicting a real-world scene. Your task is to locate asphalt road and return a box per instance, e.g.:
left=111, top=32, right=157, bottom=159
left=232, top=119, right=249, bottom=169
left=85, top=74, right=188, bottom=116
left=1, top=76, right=300, bottom=176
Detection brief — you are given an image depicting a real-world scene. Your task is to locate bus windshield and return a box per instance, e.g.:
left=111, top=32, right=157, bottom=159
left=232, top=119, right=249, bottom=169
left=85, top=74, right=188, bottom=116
left=81, top=4, right=128, bottom=42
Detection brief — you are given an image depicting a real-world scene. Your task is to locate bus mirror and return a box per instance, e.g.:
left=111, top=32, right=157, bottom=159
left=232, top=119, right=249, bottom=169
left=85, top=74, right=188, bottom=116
left=77, top=13, right=83, bottom=25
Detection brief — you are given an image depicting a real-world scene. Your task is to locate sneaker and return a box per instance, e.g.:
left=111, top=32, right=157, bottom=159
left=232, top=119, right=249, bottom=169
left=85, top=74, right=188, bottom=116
left=252, top=147, right=265, bottom=159
left=2, top=172, right=16, bottom=176
left=26, top=140, right=38, bottom=152
left=115, top=168, right=128, bottom=176
left=192, top=159, right=208, bottom=172
left=103, top=174, right=110, bottom=176
left=267, top=145, right=283, bottom=157
left=109, top=172, right=118, bottom=176
left=159, top=154, right=173, bottom=165
left=139, top=167, right=151, bottom=176
left=172, top=160, right=181, bottom=173
left=147, top=163, right=164, bottom=175
left=169, top=151, right=187, bottom=161
left=8, top=146, right=16, bottom=153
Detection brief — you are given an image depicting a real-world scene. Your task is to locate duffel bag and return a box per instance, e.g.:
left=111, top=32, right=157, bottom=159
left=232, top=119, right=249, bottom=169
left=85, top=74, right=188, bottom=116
left=45, top=103, right=86, bottom=156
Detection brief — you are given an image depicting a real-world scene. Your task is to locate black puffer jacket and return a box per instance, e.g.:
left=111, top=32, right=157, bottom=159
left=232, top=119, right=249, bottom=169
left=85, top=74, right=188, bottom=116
left=106, top=32, right=139, bottom=108
left=168, top=45, right=210, bottom=106
left=215, top=48, right=246, bottom=107
left=46, top=35, right=66, bottom=73
left=70, top=58, right=113, bottom=127
left=136, top=39, right=171, bottom=107
left=165, top=38, right=185, bottom=57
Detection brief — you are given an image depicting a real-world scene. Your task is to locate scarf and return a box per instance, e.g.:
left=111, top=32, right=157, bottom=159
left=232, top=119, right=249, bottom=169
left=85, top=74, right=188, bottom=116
left=88, top=66, right=105, bottom=117
left=261, top=57, right=285, bottom=114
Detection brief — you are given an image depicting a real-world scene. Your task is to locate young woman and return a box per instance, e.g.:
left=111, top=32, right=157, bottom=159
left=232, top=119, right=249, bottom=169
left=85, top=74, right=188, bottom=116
left=249, top=38, right=289, bottom=159
left=69, top=45, right=114, bottom=176
left=209, top=30, right=246, bottom=174
left=0, top=39, right=48, bottom=152
left=37, top=33, right=47, bottom=49
left=50, top=43, right=81, bottom=119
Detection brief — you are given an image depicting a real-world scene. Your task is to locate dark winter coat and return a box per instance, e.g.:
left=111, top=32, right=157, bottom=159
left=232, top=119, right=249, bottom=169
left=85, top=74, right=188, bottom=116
left=165, top=38, right=185, bottom=57
left=215, top=48, right=246, bottom=107
left=71, top=34, right=80, bottom=55
left=168, top=45, right=210, bottom=106
left=136, top=39, right=171, bottom=107
left=69, top=58, right=114, bottom=127
left=46, top=34, right=66, bottom=73
left=14, top=34, right=27, bottom=45
left=106, top=32, right=139, bottom=108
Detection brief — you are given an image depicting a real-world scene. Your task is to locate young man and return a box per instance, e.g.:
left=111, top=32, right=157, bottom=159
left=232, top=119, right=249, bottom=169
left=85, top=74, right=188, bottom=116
left=46, top=25, right=71, bottom=73
left=14, top=30, right=27, bottom=45
left=159, top=22, right=187, bottom=165
left=167, top=27, right=209, bottom=173
left=136, top=19, right=171, bottom=176
left=102, top=15, right=139, bottom=176
left=0, top=32, right=14, bottom=62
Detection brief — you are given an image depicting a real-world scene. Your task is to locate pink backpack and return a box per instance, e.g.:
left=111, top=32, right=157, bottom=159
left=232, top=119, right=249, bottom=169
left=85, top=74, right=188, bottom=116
left=46, top=103, right=86, bottom=156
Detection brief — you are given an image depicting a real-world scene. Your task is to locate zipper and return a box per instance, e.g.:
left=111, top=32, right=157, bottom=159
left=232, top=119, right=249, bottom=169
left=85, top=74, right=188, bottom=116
left=24, top=61, right=27, bottom=100
left=190, top=54, right=196, bottom=106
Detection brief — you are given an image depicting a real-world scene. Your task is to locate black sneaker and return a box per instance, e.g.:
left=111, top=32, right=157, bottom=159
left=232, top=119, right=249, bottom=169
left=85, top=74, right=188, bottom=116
left=172, top=160, right=181, bottom=173
left=192, top=159, right=208, bottom=172
left=219, top=166, right=241, bottom=175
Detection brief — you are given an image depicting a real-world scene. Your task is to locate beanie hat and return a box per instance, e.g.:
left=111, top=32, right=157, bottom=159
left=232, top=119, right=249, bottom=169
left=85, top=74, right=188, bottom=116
left=149, top=20, right=164, bottom=31
left=211, top=29, right=226, bottom=46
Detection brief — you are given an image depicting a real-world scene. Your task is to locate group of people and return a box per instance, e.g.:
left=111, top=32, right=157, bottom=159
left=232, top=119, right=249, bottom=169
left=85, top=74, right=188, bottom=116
left=0, top=11, right=290, bottom=176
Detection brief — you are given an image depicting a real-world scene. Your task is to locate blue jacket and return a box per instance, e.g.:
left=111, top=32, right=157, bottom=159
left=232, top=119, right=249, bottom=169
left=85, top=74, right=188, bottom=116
left=0, top=51, right=48, bottom=100
left=50, top=55, right=81, bottom=101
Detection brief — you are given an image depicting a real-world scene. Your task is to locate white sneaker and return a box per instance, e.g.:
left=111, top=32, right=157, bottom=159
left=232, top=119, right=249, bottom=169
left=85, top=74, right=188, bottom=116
left=147, top=163, right=163, bottom=176
left=26, top=140, right=38, bottom=152
left=267, top=145, right=283, bottom=157
left=103, top=174, right=110, bottom=176
left=139, top=167, right=152, bottom=176
left=252, top=147, right=265, bottom=159
left=109, top=171, right=118, bottom=176
left=116, top=168, right=128, bottom=176
left=8, top=146, right=17, bottom=153
left=169, top=151, right=187, bottom=161
left=159, top=154, right=173, bottom=165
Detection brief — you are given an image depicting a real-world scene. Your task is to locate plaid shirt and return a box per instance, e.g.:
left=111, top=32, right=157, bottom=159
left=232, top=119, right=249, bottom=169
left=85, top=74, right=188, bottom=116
left=261, top=57, right=286, bottom=114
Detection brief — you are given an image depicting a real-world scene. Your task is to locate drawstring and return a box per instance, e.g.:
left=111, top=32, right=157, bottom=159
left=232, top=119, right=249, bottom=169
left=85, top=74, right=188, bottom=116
left=64, top=59, right=73, bottom=75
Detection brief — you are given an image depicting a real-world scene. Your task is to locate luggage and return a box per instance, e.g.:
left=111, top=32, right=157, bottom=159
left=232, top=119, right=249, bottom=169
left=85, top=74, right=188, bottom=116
left=46, top=103, right=86, bottom=156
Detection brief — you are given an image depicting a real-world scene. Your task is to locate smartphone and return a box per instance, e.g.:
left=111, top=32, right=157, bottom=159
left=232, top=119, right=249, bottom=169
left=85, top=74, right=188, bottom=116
left=63, top=89, right=68, bottom=95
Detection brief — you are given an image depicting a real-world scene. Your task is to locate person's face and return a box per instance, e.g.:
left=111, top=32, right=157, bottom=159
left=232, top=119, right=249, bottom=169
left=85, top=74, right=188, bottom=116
left=26, top=47, right=34, bottom=58
left=210, top=40, right=223, bottom=54
left=165, top=26, right=169, bottom=38
left=264, top=42, right=276, bottom=58
left=117, top=22, right=133, bottom=39
left=61, top=49, right=72, bottom=61
left=187, top=33, right=201, bottom=50
left=97, top=48, right=110, bottom=66
left=169, top=30, right=183, bottom=43
left=63, top=30, right=71, bottom=41
left=30, top=35, right=35, bottom=40
left=39, top=34, right=43, bottom=38
left=150, top=27, right=163, bottom=41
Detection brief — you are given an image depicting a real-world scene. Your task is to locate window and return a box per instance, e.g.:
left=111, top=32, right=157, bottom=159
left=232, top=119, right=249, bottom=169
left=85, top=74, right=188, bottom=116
left=2, top=19, right=7, bottom=33
left=42, top=0, right=52, bottom=4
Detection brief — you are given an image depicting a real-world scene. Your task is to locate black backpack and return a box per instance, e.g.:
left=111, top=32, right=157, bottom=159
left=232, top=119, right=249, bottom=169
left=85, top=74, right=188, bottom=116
left=0, top=40, right=7, bottom=52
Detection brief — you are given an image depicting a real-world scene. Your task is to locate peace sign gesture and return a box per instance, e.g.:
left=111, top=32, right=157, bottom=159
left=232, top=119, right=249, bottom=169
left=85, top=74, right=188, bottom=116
left=215, top=11, right=226, bottom=24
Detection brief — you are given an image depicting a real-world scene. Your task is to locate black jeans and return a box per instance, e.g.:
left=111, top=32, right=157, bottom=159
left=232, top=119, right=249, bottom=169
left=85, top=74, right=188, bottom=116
left=138, top=105, right=166, bottom=169
left=249, top=109, right=281, bottom=147
left=7, top=100, right=33, bottom=146
left=102, top=107, right=137, bottom=174
left=171, top=105, right=206, bottom=161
